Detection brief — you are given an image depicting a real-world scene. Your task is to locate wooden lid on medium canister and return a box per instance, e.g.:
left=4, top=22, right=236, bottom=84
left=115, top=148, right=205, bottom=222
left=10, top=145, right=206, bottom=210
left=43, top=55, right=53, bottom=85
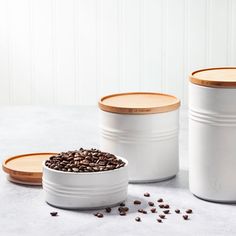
left=190, top=67, right=236, bottom=88
left=98, top=92, right=180, bottom=114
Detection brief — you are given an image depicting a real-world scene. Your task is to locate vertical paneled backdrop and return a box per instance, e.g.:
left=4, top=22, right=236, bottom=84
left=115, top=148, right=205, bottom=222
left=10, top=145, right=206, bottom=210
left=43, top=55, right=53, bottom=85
left=0, top=0, right=236, bottom=107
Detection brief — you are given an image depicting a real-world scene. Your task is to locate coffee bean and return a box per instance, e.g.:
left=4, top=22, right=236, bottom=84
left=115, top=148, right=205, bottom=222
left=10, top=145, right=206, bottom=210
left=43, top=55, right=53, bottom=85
left=120, top=202, right=125, bottom=206
left=144, top=192, right=150, bottom=197
left=159, top=214, right=165, bottom=219
left=46, top=148, right=125, bottom=173
left=148, top=202, right=154, bottom=207
left=183, top=215, right=189, bottom=220
left=135, top=217, right=141, bottom=222
left=123, top=207, right=129, bottom=212
left=119, top=211, right=126, bottom=216
left=157, top=198, right=163, bottom=203
left=164, top=204, right=170, bottom=209
left=105, top=207, right=111, bottom=213
left=134, top=200, right=141, bottom=205
left=159, top=204, right=164, bottom=208
left=150, top=208, right=157, bottom=213
left=138, top=209, right=147, bottom=214
left=50, top=212, right=58, bottom=217
left=175, top=209, right=180, bottom=214
left=186, top=209, right=192, bottom=214
left=97, top=213, right=104, bottom=218
left=157, top=219, right=162, bottom=223
left=118, top=207, right=124, bottom=212
left=163, top=210, right=169, bottom=214
left=119, top=207, right=129, bottom=212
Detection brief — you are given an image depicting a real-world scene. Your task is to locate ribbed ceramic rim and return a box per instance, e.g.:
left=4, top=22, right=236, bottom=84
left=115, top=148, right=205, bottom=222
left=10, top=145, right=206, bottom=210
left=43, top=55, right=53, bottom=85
left=2, top=152, right=58, bottom=178
left=43, top=156, right=128, bottom=175
left=98, top=92, right=180, bottom=114
left=189, top=67, right=236, bottom=88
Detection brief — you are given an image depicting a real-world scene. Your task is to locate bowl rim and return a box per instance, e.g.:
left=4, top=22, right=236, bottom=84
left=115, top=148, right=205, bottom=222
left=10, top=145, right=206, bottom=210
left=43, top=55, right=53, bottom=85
left=43, top=156, right=128, bottom=175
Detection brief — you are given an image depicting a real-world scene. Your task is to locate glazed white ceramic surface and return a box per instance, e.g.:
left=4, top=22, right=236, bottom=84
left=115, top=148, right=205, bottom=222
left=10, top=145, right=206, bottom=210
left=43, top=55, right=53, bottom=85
left=189, top=83, right=236, bottom=202
left=42, top=157, right=128, bottom=209
left=100, top=110, right=179, bottom=183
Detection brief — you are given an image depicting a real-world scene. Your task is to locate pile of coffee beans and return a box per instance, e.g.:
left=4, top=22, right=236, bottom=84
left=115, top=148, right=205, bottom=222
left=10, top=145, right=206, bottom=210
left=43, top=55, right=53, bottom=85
left=45, top=148, right=126, bottom=173
left=93, top=192, right=194, bottom=223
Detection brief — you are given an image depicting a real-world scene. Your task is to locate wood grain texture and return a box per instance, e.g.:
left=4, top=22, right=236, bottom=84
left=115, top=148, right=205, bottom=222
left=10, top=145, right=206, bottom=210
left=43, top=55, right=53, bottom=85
left=0, top=0, right=236, bottom=107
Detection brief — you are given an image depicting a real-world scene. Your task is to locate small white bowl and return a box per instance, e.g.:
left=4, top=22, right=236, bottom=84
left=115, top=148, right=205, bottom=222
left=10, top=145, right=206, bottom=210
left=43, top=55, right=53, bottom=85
left=42, top=157, right=128, bottom=209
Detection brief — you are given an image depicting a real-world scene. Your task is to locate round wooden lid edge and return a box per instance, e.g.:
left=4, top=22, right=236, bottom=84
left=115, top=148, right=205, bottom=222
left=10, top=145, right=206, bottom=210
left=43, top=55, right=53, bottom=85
left=98, top=92, right=181, bottom=114
left=189, top=67, right=236, bottom=88
left=2, top=152, right=57, bottom=178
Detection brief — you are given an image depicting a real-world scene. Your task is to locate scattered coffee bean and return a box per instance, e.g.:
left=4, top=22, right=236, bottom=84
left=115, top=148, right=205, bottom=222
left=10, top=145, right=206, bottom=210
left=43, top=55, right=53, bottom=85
left=105, top=207, right=111, bottom=213
left=186, top=209, right=193, bottom=214
left=138, top=209, right=144, bottom=213
left=118, top=207, right=124, bottom=212
left=144, top=192, right=150, bottom=197
left=150, top=208, right=157, bottom=213
left=97, top=213, right=104, bottom=218
left=50, top=212, right=58, bottom=217
left=135, top=217, right=141, bottom=222
left=175, top=209, right=180, bottom=214
left=148, top=201, right=154, bottom=207
left=142, top=210, right=147, bottom=214
left=163, top=210, right=169, bottom=214
left=119, top=211, right=126, bottom=216
left=120, top=202, right=125, bottom=207
left=123, top=207, right=129, bottom=212
left=157, top=219, right=162, bottom=223
left=157, top=198, right=163, bottom=203
left=134, top=200, right=141, bottom=205
left=45, top=148, right=125, bottom=173
left=164, top=204, right=170, bottom=209
left=159, top=204, right=164, bottom=208
left=159, top=214, right=165, bottom=219
left=119, top=207, right=129, bottom=212
left=183, top=215, right=189, bottom=220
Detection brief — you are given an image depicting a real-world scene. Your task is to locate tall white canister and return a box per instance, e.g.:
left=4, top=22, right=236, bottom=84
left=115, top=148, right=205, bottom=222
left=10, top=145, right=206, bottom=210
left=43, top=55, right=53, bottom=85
left=189, top=67, right=236, bottom=202
left=99, top=92, right=180, bottom=183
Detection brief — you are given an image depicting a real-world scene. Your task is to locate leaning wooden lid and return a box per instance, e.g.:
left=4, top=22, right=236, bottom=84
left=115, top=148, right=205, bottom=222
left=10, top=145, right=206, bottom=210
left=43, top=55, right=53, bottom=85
left=2, top=153, right=57, bottom=185
left=190, top=67, right=236, bottom=88
left=98, top=92, right=180, bottom=114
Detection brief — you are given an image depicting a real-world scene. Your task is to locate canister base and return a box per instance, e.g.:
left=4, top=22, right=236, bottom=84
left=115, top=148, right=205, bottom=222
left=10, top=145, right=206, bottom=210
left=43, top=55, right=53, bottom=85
left=129, top=174, right=176, bottom=184
left=193, top=194, right=236, bottom=204
left=46, top=200, right=126, bottom=210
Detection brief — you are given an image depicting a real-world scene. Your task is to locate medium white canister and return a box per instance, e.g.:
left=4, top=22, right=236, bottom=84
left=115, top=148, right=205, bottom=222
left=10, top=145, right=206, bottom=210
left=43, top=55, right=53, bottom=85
left=189, top=67, right=236, bottom=202
left=99, top=92, right=180, bottom=183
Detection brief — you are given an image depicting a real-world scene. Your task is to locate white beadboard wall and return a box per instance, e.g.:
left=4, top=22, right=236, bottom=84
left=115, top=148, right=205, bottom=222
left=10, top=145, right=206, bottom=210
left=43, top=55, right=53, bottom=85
left=0, top=0, right=236, bottom=107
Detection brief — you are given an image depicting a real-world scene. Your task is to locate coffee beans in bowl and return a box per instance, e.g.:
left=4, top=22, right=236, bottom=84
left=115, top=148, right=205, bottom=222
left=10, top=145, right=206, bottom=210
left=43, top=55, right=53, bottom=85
left=45, top=148, right=126, bottom=173
left=43, top=148, right=128, bottom=209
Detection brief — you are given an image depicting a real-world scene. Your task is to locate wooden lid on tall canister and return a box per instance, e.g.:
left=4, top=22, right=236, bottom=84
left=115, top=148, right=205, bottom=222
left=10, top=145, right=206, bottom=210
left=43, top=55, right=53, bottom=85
left=98, top=92, right=180, bottom=114
left=190, top=67, right=236, bottom=88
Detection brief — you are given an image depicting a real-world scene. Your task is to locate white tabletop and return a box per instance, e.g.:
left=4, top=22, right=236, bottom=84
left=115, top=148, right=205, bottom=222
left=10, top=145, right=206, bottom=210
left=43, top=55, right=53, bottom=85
left=0, top=106, right=235, bottom=236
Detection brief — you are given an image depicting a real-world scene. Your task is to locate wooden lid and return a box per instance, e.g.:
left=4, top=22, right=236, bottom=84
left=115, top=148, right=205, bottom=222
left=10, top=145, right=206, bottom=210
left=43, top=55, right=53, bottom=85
left=2, top=153, right=57, bottom=185
left=98, top=92, right=180, bottom=114
left=190, top=67, right=236, bottom=88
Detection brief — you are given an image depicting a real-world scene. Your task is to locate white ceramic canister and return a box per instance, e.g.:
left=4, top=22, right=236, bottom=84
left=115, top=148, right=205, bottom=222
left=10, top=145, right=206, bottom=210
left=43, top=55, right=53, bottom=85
left=43, top=157, right=128, bottom=209
left=99, top=92, right=180, bottom=183
left=189, top=67, right=236, bottom=202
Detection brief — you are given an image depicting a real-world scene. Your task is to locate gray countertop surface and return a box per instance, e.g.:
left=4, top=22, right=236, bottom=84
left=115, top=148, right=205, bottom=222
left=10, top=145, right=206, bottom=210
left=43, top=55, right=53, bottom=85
left=0, top=106, right=235, bottom=236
